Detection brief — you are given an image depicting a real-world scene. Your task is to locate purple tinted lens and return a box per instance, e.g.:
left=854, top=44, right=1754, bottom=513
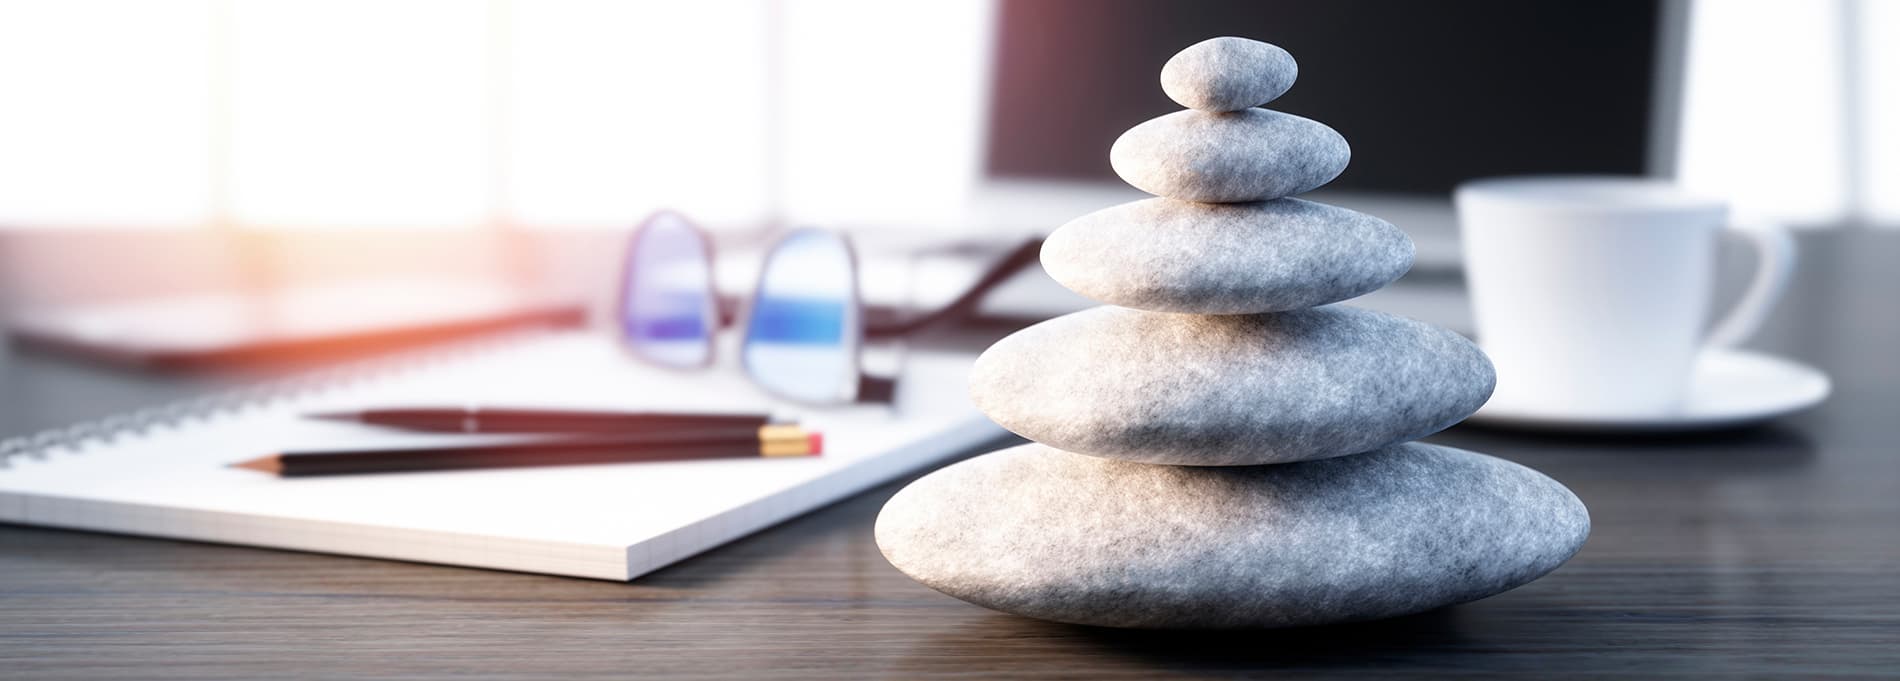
left=622, top=213, right=714, bottom=367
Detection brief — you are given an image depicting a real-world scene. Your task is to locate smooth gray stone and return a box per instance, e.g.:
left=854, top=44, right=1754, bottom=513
left=1110, top=108, right=1348, bottom=203
left=1041, top=197, right=1414, bottom=314
left=876, top=442, right=1590, bottom=629
left=969, top=305, right=1494, bottom=465
left=1161, top=36, right=1298, bottom=112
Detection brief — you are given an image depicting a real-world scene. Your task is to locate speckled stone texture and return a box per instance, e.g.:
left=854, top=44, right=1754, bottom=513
left=1110, top=108, right=1348, bottom=203
left=1161, top=36, right=1298, bottom=112
left=970, top=305, right=1494, bottom=466
left=875, top=442, right=1591, bottom=629
left=1042, top=197, right=1414, bottom=314
left=878, top=37, right=1585, bottom=629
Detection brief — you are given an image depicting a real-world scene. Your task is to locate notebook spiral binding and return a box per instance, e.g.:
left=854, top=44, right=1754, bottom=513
left=0, top=329, right=555, bottom=470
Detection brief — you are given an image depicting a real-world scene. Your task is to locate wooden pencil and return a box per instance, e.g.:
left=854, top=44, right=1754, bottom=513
left=232, top=425, right=822, bottom=477
left=307, top=407, right=773, bottom=434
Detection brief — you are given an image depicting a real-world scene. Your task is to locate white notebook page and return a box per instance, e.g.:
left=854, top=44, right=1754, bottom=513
left=0, top=331, right=1000, bottom=580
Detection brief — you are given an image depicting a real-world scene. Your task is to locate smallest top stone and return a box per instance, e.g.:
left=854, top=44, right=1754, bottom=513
left=1161, top=37, right=1297, bottom=112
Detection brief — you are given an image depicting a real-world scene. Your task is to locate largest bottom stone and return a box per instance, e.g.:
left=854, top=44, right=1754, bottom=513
left=875, top=442, right=1589, bottom=628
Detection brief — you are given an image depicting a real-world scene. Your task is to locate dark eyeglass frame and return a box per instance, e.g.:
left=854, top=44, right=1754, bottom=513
left=615, top=211, right=1044, bottom=404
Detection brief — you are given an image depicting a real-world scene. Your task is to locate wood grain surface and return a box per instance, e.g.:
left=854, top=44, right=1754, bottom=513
left=3, top=231, right=1897, bottom=679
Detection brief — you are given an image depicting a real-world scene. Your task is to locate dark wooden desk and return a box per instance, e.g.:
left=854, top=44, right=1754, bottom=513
left=3, top=232, right=1897, bottom=679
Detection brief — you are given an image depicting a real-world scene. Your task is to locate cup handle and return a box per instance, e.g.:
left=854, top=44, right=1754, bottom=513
left=1705, top=221, right=1796, bottom=348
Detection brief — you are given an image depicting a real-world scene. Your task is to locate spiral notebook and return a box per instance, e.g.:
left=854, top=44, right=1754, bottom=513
left=0, top=331, right=1002, bottom=581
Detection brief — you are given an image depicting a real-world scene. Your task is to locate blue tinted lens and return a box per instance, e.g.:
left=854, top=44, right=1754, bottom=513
left=622, top=213, right=714, bottom=367
left=742, top=230, right=859, bottom=403
left=746, top=297, right=846, bottom=344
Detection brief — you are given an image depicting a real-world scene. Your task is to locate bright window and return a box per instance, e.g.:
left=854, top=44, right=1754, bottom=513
left=0, top=0, right=215, bottom=228
left=0, top=0, right=994, bottom=231
left=227, top=0, right=492, bottom=229
left=1863, top=0, right=1900, bottom=223
left=3, top=1, right=1888, bottom=231
left=505, top=1, right=772, bottom=228
left=1677, top=0, right=1899, bottom=227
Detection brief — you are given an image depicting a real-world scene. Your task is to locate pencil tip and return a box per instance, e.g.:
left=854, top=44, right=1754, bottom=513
left=229, top=456, right=283, bottom=474
left=304, top=411, right=359, bottom=422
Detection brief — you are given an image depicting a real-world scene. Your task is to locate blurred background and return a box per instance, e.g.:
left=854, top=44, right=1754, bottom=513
left=0, top=0, right=1892, bottom=366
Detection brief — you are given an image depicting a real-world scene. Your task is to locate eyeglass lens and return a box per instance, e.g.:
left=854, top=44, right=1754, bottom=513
left=742, top=230, right=861, bottom=404
left=621, top=212, right=715, bottom=368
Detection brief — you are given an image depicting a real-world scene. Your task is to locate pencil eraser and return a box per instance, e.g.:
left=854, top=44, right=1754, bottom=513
left=807, top=432, right=824, bottom=456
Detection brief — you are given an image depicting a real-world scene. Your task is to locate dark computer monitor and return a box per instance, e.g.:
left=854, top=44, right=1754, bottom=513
left=986, top=0, right=1676, bottom=196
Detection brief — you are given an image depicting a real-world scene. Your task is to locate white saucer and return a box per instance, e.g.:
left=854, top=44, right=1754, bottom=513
left=1467, top=350, right=1831, bottom=432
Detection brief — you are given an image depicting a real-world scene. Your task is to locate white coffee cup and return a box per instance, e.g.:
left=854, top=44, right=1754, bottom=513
left=1455, top=176, right=1795, bottom=418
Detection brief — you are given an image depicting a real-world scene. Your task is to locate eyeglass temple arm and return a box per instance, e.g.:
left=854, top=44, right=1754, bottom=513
left=710, top=236, right=1044, bottom=336
left=857, top=374, right=897, bottom=404
left=862, top=237, right=1045, bottom=339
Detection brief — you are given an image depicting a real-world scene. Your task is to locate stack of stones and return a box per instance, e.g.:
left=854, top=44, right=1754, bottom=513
left=876, top=37, right=1591, bottom=628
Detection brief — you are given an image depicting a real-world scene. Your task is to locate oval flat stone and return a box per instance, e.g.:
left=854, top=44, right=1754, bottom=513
left=1041, top=197, right=1414, bottom=314
left=876, top=442, right=1590, bottom=629
left=969, top=305, right=1494, bottom=465
left=1110, top=108, right=1348, bottom=202
left=1161, top=36, right=1298, bottom=112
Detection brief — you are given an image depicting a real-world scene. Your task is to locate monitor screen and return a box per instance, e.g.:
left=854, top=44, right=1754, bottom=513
left=986, top=0, right=1665, bottom=195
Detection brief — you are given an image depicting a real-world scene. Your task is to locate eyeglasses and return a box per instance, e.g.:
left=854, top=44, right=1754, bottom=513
left=617, top=211, right=1042, bottom=405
